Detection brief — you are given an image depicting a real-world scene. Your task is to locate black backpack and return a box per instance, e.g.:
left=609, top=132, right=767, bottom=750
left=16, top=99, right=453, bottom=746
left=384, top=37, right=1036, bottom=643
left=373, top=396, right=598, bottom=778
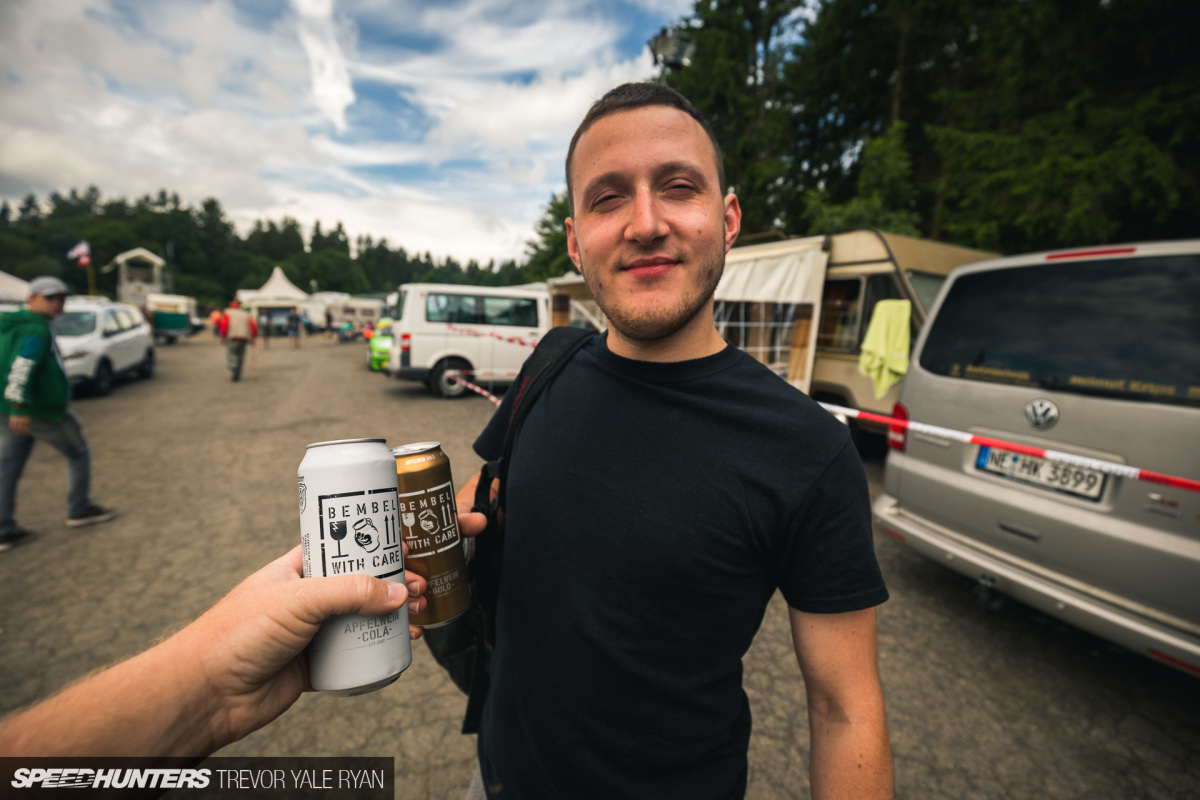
left=422, top=325, right=596, bottom=733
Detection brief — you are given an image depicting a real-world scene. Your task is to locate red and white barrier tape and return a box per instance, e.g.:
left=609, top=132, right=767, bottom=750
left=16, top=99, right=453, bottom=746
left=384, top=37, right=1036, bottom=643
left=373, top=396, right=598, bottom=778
left=434, top=376, right=1199, bottom=495
left=822, top=402, right=1200, bottom=494
left=445, top=324, right=539, bottom=349
left=444, top=370, right=502, bottom=404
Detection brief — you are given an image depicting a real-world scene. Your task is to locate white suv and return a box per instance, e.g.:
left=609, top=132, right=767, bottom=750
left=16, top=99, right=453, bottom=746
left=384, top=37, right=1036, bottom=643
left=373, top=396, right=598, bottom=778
left=53, top=298, right=156, bottom=395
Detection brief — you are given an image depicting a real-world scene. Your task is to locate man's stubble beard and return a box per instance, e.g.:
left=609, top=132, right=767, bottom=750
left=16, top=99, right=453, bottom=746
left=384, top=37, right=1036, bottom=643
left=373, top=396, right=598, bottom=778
left=579, top=246, right=726, bottom=343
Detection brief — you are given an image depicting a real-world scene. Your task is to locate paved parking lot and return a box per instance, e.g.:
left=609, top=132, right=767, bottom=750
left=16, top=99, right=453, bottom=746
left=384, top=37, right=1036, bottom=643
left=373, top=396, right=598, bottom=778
left=0, top=335, right=1196, bottom=798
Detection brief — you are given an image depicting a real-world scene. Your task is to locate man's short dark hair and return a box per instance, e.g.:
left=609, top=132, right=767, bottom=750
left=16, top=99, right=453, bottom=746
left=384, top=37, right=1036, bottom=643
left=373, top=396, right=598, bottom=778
left=565, top=82, right=727, bottom=215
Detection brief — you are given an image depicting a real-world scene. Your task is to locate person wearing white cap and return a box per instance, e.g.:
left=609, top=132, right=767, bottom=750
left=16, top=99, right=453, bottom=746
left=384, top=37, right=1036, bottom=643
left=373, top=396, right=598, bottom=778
left=0, top=276, right=116, bottom=551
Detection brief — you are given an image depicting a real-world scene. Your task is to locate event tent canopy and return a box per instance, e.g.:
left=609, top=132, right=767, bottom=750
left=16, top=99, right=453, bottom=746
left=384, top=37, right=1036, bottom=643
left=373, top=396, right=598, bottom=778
left=240, top=266, right=309, bottom=309
left=0, top=271, right=30, bottom=304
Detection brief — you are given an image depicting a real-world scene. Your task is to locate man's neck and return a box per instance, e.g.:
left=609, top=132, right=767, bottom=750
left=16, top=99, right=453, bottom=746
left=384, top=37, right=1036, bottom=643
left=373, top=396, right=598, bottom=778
left=604, top=313, right=727, bottom=363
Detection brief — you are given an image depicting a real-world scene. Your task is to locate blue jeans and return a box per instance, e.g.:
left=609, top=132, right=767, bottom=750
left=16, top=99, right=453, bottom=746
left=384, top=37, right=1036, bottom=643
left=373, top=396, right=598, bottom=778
left=0, top=410, right=92, bottom=535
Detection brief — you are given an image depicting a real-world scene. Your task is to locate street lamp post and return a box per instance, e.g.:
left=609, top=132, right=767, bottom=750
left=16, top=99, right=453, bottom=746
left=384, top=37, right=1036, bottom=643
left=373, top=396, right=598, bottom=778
left=648, top=26, right=697, bottom=70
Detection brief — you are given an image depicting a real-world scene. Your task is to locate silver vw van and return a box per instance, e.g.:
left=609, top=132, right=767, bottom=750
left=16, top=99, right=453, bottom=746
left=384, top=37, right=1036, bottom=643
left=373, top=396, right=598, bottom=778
left=873, top=240, right=1200, bottom=676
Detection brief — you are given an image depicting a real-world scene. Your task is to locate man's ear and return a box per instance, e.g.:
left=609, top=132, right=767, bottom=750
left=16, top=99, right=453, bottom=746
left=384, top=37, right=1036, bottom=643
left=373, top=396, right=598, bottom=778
left=565, top=217, right=582, bottom=271
left=723, top=194, right=742, bottom=253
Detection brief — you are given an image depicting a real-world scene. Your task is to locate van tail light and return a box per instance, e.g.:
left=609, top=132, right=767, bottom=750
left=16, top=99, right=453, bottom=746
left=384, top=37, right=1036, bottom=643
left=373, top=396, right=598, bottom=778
left=888, top=402, right=908, bottom=452
left=400, top=332, right=411, bottom=353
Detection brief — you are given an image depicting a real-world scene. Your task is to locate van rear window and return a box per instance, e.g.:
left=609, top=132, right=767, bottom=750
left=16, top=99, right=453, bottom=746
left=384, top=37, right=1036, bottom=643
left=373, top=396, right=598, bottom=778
left=920, top=255, right=1200, bottom=407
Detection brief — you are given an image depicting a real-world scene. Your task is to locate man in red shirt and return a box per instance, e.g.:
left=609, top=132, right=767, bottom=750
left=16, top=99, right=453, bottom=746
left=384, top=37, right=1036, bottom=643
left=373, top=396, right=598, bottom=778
left=217, top=300, right=258, bottom=381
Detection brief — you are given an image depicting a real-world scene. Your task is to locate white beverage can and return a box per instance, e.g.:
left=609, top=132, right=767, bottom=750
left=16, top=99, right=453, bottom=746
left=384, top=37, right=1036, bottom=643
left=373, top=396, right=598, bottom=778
left=298, top=438, right=412, bottom=695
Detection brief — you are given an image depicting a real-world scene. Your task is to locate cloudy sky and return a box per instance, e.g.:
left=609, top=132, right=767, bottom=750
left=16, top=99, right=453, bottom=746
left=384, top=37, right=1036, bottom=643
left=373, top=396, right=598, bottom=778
left=0, top=0, right=694, bottom=265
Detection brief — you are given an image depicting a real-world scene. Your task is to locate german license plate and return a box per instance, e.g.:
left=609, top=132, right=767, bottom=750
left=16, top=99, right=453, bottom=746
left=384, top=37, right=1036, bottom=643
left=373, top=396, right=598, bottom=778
left=976, top=447, right=1106, bottom=500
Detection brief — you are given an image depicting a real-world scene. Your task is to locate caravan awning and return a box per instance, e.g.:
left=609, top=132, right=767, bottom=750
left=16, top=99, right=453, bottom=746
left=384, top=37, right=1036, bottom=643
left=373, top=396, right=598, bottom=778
left=714, top=238, right=828, bottom=304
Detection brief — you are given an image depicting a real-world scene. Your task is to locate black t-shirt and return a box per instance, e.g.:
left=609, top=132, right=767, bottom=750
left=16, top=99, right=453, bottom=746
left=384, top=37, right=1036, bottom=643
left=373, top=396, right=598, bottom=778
left=473, top=335, right=887, bottom=799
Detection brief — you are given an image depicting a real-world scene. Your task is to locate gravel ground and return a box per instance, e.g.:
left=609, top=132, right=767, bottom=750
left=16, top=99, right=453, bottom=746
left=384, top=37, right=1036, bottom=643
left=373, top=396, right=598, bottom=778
left=1, top=334, right=1196, bottom=799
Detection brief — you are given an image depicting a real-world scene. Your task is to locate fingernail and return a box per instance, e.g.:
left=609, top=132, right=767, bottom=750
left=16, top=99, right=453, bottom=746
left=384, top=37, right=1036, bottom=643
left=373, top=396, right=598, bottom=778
left=408, top=580, right=421, bottom=595
left=388, top=582, right=407, bottom=603
left=407, top=599, right=421, bottom=614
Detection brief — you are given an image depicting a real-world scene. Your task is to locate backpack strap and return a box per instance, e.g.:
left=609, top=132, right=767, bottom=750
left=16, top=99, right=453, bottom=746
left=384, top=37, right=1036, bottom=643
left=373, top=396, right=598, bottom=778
left=470, top=325, right=595, bottom=519
left=460, top=325, right=595, bottom=733
left=497, top=325, right=595, bottom=511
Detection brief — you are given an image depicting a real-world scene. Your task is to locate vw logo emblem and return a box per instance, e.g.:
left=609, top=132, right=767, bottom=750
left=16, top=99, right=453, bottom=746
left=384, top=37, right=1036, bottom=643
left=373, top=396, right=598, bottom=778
left=1024, top=399, right=1059, bottom=430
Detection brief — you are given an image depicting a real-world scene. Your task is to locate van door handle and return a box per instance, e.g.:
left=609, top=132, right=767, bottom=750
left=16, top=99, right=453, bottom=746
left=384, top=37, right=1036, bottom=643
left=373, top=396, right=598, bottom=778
left=998, top=518, right=1041, bottom=543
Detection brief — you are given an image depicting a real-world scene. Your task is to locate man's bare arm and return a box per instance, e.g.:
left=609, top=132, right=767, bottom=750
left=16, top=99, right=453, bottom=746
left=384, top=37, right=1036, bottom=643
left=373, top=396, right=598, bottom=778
left=789, top=605, right=893, bottom=800
left=0, top=547, right=425, bottom=756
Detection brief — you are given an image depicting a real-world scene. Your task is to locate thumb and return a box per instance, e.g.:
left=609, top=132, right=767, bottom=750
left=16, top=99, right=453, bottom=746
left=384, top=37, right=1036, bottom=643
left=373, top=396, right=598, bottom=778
left=290, top=574, right=408, bottom=626
left=457, top=511, right=487, bottom=538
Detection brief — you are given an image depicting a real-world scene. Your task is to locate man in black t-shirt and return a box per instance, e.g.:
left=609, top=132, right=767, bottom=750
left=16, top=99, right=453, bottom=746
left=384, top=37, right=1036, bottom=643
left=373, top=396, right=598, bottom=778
left=447, top=83, right=893, bottom=800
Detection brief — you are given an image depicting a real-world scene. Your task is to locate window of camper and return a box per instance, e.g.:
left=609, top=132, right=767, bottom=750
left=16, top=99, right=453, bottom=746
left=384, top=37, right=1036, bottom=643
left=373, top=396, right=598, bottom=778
left=714, top=301, right=808, bottom=376
left=905, top=270, right=947, bottom=314
left=817, top=278, right=862, bottom=351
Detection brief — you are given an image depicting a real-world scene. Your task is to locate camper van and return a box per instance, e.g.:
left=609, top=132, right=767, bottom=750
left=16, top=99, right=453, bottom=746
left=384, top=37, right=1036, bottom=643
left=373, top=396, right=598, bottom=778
left=328, top=297, right=386, bottom=330
left=386, top=283, right=550, bottom=397
left=549, top=228, right=996, bottom=439
left=145, top=293, right=199, bottom=344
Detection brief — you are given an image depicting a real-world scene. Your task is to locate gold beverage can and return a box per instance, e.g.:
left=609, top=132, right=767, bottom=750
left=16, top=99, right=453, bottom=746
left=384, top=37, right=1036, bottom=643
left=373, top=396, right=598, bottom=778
left=391, top=442, right=470, bottom=627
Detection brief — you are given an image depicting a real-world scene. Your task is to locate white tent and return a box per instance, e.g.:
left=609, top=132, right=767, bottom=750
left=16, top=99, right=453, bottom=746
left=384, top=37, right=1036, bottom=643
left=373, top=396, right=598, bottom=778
left=0, top=271, right=30, bottom=304
left=242, top=266, right=309, bottom=311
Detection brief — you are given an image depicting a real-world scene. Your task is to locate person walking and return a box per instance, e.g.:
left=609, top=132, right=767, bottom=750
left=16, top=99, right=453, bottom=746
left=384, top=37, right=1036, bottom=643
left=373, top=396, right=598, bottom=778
left=286, top=308, right=301, bottom=349
left=0, top=276, right=117, bottom=551
left=449, top=83, right=893, bottom=800
left=218, top=300, right=257, bottom=382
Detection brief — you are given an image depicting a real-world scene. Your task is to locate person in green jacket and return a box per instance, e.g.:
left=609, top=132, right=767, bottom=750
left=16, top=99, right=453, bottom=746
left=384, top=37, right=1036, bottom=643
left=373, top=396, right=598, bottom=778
left=0, top=276, right=116, bottom=551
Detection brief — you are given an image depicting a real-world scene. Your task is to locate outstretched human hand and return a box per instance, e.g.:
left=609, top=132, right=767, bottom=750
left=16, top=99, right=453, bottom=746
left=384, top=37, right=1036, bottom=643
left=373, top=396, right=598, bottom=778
left=0, top=546, right=426, bottom=757
left=169, top=545, right=427, bottom=751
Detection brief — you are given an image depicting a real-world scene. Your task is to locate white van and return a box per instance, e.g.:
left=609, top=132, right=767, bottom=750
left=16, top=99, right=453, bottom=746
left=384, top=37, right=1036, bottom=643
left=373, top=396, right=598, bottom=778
left=386, top=283, right=549, bottom=397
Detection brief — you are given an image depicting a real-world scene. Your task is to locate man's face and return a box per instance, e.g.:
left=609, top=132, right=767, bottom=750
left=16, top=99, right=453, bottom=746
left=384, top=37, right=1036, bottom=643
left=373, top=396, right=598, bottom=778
left=565, top=106, right=740, bottom=345
left=28, top=294, right=66, bottom=319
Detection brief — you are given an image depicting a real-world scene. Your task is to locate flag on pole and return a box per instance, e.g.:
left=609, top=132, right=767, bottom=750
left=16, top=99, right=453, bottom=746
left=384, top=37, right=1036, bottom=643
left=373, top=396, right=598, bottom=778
left=66, top=241, right=91, bottom=267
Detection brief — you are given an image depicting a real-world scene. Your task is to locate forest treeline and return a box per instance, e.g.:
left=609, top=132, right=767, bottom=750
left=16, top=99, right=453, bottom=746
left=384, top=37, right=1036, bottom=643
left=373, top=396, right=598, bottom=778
left=0, top=189, right=526, bottom=307
left=2, top=0, right=1195, bottom=307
